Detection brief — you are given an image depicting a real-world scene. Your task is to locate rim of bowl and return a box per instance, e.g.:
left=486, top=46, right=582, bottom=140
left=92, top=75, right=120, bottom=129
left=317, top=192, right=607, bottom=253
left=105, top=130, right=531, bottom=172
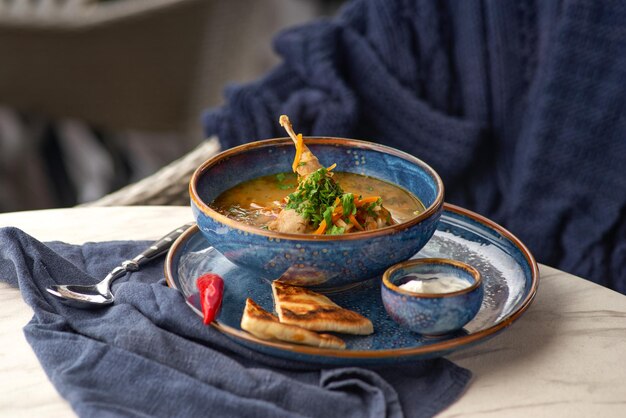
left=189, top=137, right=445, bottom=241
left=382, top=258, right=482, bottom=298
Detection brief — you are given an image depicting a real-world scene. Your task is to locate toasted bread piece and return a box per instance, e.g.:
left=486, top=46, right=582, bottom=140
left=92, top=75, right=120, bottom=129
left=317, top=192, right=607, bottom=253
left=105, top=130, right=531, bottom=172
left=272, top=281, right=374, bottom=335
left=240, top=298, right=346, bottom=349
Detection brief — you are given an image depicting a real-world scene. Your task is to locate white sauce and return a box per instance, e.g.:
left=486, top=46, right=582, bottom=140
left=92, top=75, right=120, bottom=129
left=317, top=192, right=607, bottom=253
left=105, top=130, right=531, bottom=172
left=398, top=273, right=471, bottom=294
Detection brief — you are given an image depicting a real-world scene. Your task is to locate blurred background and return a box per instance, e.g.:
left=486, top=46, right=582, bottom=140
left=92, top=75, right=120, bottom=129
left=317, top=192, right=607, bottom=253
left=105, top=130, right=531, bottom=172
left=0, top=0, right=343, bottom=213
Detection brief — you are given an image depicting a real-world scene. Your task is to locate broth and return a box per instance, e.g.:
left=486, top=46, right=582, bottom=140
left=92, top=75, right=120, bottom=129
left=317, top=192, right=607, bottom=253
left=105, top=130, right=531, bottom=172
left=211, top=172, right=425, bottom=230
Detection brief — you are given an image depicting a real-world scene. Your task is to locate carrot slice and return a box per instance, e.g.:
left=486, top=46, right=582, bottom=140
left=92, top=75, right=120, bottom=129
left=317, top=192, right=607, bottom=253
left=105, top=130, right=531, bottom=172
left=292, top=133, right=304, bottom=172
left=331, top=198, right=343, bottom=221
left=349, top=214, right=364, bottom=231
left=314, top=219, right=327, bottom=234
left=332, top=210, right=343, bottom=222
left=355, top=196, right=381, bottom=207
left=326, top=163, right=337, bottom=172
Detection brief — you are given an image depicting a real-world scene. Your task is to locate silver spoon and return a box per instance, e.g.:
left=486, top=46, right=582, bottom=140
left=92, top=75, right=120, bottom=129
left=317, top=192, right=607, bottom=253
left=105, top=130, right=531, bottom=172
left=46, top=222, right=195, bottom=309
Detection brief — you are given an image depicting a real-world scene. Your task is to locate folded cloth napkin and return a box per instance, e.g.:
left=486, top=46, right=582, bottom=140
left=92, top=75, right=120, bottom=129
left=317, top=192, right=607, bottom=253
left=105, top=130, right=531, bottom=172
left=1, top=227, right=471, bottom=418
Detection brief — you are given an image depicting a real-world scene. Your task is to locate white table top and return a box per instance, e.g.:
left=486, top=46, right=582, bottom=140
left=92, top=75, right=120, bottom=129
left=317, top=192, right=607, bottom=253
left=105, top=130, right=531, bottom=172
left=1, top=206, right=625, bottom=417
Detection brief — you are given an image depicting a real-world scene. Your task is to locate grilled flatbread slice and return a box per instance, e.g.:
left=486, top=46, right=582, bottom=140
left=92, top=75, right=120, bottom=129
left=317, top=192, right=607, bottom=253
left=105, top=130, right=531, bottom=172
left=240, top=298, right=346, bottom=349
left=272, top=281, right=374, bottom=335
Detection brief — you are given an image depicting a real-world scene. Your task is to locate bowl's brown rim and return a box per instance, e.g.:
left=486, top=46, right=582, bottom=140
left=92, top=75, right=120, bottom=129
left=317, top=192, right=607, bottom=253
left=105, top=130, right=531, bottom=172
left=164, top=203, right=540, bottom=360
left=382, top=258, right=483, bottom=298
left=189, top=137, right=445, bottom=241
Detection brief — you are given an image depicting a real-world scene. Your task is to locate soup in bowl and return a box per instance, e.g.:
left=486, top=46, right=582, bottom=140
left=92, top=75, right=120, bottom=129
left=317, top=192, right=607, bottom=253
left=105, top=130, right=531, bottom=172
left=190, top=137, right=444, bottom=288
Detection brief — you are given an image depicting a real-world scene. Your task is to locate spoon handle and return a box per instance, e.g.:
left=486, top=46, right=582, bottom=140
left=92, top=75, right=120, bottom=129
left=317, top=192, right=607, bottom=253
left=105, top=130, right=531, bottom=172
left=124, top=222, right=196, bottom=270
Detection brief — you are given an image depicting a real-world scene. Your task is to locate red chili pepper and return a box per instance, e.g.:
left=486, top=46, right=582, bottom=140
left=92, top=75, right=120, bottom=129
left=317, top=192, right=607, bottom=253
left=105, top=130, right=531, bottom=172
left=196, top=273, right=224, bottom=325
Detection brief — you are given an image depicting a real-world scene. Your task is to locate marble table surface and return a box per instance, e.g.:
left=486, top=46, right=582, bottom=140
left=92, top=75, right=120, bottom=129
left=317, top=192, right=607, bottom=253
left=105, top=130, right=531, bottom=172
left=1, top=206, right=625, bottom=417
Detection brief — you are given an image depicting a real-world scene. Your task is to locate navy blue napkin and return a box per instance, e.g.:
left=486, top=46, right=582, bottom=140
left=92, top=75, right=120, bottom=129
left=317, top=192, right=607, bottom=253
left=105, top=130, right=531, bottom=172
left=1, top=227, right=471, bottom=418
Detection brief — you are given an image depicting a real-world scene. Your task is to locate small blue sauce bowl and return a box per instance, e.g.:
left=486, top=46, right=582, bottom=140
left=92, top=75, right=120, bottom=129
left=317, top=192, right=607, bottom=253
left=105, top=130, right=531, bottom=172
left=382, top=258, right=483, bottom=335
left=190, top=137, right=444, bottom=289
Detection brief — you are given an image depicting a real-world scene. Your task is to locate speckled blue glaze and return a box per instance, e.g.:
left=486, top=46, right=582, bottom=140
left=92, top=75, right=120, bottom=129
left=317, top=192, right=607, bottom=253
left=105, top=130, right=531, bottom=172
left=382, top=259, right=484, bottom=335
left=165, top=204, right=539, bottom=366
left=190, top=137, right=444, bottom=289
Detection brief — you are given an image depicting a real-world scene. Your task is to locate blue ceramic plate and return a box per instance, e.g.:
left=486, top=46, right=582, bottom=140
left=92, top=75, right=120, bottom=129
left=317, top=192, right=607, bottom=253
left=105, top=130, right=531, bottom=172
left=165, top=204, right=539, bottom=366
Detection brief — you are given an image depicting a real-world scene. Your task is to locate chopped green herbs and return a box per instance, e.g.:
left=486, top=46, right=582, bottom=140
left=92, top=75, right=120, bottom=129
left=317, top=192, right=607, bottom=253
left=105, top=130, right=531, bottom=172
left=364, top=198, right=383, bottom=217
left=341, top=193, right=356, bottom=217
left=285, top=167, right=344, bottom=228
left=323, top=205, right=334, bottom=226
left=284, top=168, right=383, bottom=235
left=327, top=225, right=345, bottom=235
left=275, top=173, right=286, bottom=183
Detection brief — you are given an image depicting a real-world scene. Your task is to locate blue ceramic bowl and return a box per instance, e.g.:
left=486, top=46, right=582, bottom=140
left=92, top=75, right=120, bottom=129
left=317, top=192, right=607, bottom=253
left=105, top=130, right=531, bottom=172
left=190, top=137, right=444, bottom=289
left=382, top=258, right=484, bottom=335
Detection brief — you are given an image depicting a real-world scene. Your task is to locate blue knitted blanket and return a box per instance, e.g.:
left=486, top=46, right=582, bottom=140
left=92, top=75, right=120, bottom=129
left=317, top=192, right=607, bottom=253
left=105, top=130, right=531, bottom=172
left=203, top=0, right=626, bottom=294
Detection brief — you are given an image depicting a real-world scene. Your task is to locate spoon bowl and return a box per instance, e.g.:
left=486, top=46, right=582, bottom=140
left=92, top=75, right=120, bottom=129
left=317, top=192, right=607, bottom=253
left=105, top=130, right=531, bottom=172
left=46, top=223, right=194, bottom=309
left=47, top=285, right=114, bottom=307
left=46, top=264, right=129, bottom=308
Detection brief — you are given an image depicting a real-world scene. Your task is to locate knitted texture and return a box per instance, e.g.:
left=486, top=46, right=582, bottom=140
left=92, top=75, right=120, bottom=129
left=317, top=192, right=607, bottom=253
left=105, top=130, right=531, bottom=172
left=203, top=0, right=626, bottom=293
